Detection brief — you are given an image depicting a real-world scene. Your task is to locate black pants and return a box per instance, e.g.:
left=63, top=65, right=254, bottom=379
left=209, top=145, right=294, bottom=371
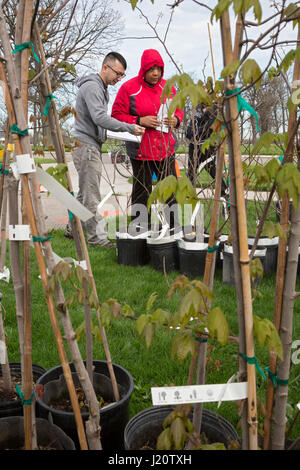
left=130, top=155, right=179, bottom=230
left=187, top=143, right=227, bottom=196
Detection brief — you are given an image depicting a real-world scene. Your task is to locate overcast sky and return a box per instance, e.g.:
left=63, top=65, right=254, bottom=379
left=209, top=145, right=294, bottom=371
left=109, top=0, right=296, bottom=93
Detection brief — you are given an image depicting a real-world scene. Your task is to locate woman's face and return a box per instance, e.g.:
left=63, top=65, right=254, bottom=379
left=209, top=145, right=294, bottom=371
left=144, top=65, right=162, bottom=85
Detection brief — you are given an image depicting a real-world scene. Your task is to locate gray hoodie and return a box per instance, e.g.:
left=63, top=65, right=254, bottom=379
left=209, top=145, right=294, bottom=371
left=74, top=73, right=135, bottom=149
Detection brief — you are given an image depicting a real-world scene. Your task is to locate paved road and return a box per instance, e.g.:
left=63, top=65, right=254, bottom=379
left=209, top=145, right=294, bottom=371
left=4, top=152, right=279, bottom=234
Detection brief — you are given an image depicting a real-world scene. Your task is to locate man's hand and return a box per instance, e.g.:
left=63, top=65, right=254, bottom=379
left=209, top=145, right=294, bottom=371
left=140, top=115, right=160, bottom=128
left=133, top=125, right=146, bottom=136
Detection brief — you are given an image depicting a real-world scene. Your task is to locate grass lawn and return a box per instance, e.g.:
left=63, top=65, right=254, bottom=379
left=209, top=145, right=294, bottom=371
left=2, top=227, right=300, bottom=440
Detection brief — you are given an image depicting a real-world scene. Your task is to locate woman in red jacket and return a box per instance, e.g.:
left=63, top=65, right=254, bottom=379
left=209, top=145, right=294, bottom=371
left=111, top=49, right=183, bottom=232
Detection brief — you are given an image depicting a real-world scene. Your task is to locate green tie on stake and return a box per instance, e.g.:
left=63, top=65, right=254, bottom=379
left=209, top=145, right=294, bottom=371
left=12, top=42, right=40, bottom=63
left=43, top=94, right=58, bottom=117
left=225, top=88, right=261, bottom=131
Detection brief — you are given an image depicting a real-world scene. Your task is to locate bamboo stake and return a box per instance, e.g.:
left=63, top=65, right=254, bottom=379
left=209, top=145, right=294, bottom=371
left=3, top=49, right=100, bottom=452
left=207, top=23, right=216, bottom=83
left=192, top=139, right=225, bottom=436
left=264, top=24, right=300, bottom=450
left=33, top=22, right=120, bottom=402
left=0, top=10, right=88, bottom=451
left=220, top=8, right=258, bottom=449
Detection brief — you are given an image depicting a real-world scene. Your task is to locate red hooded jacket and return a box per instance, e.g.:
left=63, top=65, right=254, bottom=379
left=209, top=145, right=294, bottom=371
left=111, top=49, right=183, bottom=161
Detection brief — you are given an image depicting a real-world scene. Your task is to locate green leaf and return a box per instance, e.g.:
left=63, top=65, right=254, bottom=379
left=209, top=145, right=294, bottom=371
left=100, top=303, right=111, bottom=327
left=91, top=322, right=102, bottom=343
left=211, top=0, right=233, bottom=22
left=170, top=417, right=186, bottom=450
left=179, top=288, right=203, bottom=323
left=152, top=308, right=170, bottom=325
left=253, top=0, right=262, bottom=24
left=75, top=321, right=86, bottom=342
left=158, top=175, right=178, bottom=203
left=221, top=59, right=240, bottom=78
left=239, top=58, right=262, bottom=89
left=171, top=329, right=195, bottom=363
left=254, top=316, right=283, bottom=359
left=250, top=257, right=264, bottom=282
left=130, top=0, right=138, bottom=9
left=88, top=290, right=99, bottom=310
left=251, top=131, right=276, bottom=156
left=135, top=314, right=150, bottom=335
left=156, top=428, right=172, bottom=450
left=198, top=443, right=227, bottom=450
left=265, top=158, right=280, bottom=180
left=207, top=307, right=229, bottom=345
left=264, top=221, right=276, bottom=239
left=142, top=323, right=155, bottom=348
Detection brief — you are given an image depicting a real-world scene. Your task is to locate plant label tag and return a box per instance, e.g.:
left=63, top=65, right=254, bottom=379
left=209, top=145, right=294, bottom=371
left=0, top=340, right=7, bottom=364
left=35, top=167, right=94, bottom=222
left=297, top=403, right=300, bottom=411
left=0, top=266, right=10, bottom=283
left=151, top=382, right=248, bottom=406
left=16, top=153, right=36, bottom=174
left=9, top=225, right=31, bottom=241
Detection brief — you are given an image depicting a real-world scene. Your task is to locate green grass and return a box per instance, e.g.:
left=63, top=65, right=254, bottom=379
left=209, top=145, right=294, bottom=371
left=2, top=228, right=300, bottom=440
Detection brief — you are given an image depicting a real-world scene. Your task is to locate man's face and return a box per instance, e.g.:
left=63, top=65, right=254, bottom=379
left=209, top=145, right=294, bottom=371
left=103, top=60, right=126, bottom=86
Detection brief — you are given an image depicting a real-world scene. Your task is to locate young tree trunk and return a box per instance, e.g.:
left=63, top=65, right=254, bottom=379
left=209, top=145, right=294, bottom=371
left=264, top=24, right=300, bottom=450
left=0, top=180, right=8, bottom=272
left=191, top=140, right=225, bottom=438
left=0, top=293, right=12, bottom=392
left=0, top=7, right=89, bottom=451
left=272, top=197, right=300, bottom=449
left=8, top=176, right=25, bottom=376
left=33, top=22, right=120, bottom=401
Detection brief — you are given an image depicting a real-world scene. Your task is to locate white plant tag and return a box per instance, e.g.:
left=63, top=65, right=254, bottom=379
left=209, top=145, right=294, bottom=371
left=0, top=340, right=7, bottom=364
left=151, top=382, right=248, bottom=406
left=0, top=266, right=10, bottom=283
left=35, top=167, right=94, bottom=222
left=297, top=403, right=300, bottom=411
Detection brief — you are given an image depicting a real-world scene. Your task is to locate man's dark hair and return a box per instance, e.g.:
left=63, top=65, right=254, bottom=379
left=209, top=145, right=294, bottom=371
left=103, top=52, right=127, bottom=70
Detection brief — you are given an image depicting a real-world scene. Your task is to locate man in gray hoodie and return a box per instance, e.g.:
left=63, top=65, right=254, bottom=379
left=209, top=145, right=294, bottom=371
left=65, top=51, right=144, bottom=246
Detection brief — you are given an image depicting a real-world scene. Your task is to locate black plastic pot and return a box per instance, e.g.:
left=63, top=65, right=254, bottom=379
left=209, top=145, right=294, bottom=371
left=147, top=236, right=179, bottom=272
left=124, top=405, right=239, bottom=450
left=0, top=416, right=75, bottom=450
left=222, top=245, right=266, bottom=286
left=116, top=231, right=149, bottom=266
left=0, top=362, right=47, bottom=419
left=35, top=360, right=134, bottom=450
left=177, top=240, right=207, bottom=278
left=248, top=237, right=278, bottom=274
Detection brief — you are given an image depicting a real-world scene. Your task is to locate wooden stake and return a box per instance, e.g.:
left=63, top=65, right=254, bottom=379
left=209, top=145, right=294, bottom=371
left=207, top=23, right=216, bottom=83
left=220, top=8, right=258, bottom=449
left=20, top=0, right=34, bottom=449
left=0, top=9, right=88, bottom=450
left=33, top=22, right=120, bottom=403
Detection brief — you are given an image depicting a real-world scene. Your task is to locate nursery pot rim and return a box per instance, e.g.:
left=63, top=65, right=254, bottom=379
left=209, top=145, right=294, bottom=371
left=223, top=244, right=266, bottom=257
left=177, top=239, right=208, bottom=250
left=35, top=360, right=134, bottom=418
left=247, top=236, right=279, bottom=246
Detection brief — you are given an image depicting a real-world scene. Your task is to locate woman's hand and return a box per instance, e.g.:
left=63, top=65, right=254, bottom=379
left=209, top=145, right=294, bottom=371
left=162, top=116, right=178, bottom=129
left=140, top=115, right=161, bottom=128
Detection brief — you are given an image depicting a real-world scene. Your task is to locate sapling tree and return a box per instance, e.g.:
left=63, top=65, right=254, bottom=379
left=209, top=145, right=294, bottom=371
left=129, top=0, right=300, bottom=450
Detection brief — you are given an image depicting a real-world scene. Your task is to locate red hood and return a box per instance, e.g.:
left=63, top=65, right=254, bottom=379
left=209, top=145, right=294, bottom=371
left=138, top=49, right=164, bottom=82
